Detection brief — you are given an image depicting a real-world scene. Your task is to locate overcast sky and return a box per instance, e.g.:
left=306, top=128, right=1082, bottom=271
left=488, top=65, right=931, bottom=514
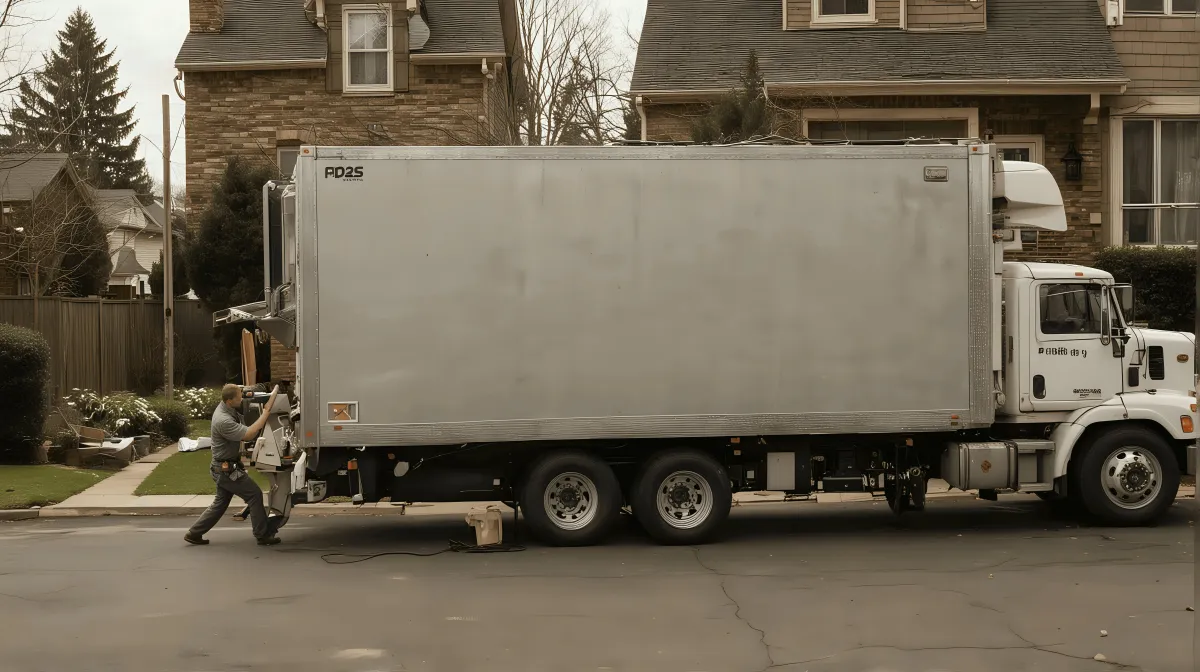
left=15, top=0, right=647, bottom=192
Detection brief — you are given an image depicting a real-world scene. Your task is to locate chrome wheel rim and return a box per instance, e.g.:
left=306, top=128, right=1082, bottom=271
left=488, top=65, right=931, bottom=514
left=1100, top=446, right=1162, bottom=510
left=656, top=470, right=713, bottom=529
left=543, top=472, right=599, bottom=531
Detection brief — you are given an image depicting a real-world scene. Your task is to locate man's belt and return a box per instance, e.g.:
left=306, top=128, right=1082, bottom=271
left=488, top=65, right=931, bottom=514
left=216, top=460, right=245, bottom=474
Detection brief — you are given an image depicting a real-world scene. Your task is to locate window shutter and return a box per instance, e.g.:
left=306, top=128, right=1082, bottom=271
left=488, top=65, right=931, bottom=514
left=326, top=7, right=344, bottom=93
left=393, top=9, right=410, bottom=92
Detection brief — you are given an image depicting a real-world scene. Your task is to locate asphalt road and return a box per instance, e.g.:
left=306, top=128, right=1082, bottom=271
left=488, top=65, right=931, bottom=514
left=0, top=497, right=1194, bottom=672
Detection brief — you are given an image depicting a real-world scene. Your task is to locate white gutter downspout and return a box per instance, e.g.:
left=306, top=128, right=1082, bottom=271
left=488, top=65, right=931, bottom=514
left=635, top=95, right=647, bottom=142
left=315, top=0, right=327, bottom=30
left=900, top=0, right=906, bottom=30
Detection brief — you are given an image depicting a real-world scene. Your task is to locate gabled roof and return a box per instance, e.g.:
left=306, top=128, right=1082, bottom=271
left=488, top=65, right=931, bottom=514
left=631, top=0, right=1128, bottom=95
left=0, top=154, right=73, bottom=202
left=110, top=246, right=149, bottom=277
left=92, top=189, right=163, bottom=234
left=175, top=0, right=507, bottom=71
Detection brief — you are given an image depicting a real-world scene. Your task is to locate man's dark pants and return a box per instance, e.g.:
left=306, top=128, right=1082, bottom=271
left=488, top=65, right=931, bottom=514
left=188, top=467, right=269, bottom=540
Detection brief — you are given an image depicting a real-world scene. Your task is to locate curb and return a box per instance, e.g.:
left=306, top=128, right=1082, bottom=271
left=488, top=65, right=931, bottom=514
left=0, top=510, right=41, bottom=521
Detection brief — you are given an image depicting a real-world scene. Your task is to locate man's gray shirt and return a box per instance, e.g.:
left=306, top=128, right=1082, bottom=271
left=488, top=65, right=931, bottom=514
left=210, top=402, right=250, bottom=465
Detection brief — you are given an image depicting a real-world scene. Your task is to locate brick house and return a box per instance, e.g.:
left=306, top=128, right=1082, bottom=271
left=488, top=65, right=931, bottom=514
left=175, top=0, right=522, bottom=380
left=630, top=0, right=1199, bottom=261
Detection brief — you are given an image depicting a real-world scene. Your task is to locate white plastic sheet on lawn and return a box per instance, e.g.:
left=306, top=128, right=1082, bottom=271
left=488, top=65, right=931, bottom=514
left=178, top=437, right=212, bottom=452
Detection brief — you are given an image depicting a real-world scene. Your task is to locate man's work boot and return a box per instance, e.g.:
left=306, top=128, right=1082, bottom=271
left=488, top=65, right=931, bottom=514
left=184, top=533, right=209, bottom=545
left=256, top=535, right=281, bottom=546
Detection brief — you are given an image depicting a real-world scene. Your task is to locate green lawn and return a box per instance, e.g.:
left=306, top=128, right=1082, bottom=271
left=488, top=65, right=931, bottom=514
left=190, top=418, right=212, bottom=438
left=134, top=449, right=268, bottom=496
left=0, top=465, right=112, bottom=509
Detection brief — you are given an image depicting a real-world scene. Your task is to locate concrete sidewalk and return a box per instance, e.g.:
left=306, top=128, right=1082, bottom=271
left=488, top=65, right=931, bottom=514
left=10, top=445, right=1197, bottom=520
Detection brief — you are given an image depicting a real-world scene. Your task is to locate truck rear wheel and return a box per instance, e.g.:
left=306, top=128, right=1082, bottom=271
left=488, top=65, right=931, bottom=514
left=1070, top=427, right=1179, bottom=526
left=520, top=451, right=621, bottom=546
left=631, top=449, right=732, bottom=545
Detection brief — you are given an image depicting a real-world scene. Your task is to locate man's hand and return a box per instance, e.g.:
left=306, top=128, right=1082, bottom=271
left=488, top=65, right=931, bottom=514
left=242, top=385, right=282, bottom=441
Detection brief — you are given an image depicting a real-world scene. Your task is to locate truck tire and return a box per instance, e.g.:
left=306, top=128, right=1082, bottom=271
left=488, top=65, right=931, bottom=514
left=519, top=451, right=621, bottom=546
left=1069, top=426, right=1180, bottom=526
left=631, top=449, right=732, bottom=545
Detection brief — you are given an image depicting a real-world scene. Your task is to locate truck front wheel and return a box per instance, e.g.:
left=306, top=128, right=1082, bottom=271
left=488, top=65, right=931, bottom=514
left=1070, top=427, right=1180, bottom=526
left=520, top=451, right=621, bottom=546
left=631, top=449, right=732, bottom=545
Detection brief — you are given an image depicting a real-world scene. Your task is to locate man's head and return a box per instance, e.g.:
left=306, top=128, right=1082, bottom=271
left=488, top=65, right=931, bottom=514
left=221, top=384, right=243, bottom=409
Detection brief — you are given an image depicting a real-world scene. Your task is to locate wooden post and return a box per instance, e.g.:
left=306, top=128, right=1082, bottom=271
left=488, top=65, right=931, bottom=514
left=162, top=95, right=175, bottom=398
left=97, top=297, right=104, bottom=394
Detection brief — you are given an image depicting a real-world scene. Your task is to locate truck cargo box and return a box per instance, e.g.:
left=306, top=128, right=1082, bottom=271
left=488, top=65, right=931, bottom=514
left=290, top=144, right=996, bottom=448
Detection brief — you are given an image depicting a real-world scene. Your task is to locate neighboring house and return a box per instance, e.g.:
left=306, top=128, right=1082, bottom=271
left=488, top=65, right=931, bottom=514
left=175, top=0, right=522, bottom=219
left=0, top=154, right=101, bottom=296
left=93, top=189, right=163, bottom=299
left=630, top=0, right=1199, bottom=261
left=175, top=0, right=522, bottom=380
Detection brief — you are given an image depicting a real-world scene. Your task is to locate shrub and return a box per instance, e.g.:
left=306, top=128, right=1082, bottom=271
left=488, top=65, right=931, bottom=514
left=150, top=398, right=191, bottom=441
left=1093, top=246, right=1195, bottom=332
left=97, top=392, right=161, bottom=437
left=47, top=429, right=79, bottom=464
left=62, top=388, right=105, bottom=425
left=0, top=324, right=52, bottom=464
left=177, top=387, right=223, bottom=419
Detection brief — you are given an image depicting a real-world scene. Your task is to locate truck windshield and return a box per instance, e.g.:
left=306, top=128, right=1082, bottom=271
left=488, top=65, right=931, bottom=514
left=1039, top=284, right=1103, bottom=335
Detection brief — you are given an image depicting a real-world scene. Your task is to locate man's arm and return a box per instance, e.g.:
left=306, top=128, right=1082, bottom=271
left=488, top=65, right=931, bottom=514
left=241, top=385, right=280, bottom=441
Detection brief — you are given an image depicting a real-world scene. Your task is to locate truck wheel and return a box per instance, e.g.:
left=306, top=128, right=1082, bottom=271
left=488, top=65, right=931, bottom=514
left=631, top=450, right=732, bottom=545
left=520, top=452, right=621, bottom=547
left=1070, top=427, right=1179, bottom=526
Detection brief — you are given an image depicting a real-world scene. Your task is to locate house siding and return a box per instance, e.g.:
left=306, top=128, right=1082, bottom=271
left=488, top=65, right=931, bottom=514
left=787, top=0, right=902, bottom=29
left=643, top=94, right=1104, bottom=263
left=1110, top=16, right=1200, bottom=95
left=906, top=0, right=986, bottom=31
left=183, top=63, right=511, bottom=219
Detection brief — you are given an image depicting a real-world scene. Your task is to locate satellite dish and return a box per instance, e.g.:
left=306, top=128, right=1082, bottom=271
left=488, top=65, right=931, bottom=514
left=409, top=14, right=430, bottom=50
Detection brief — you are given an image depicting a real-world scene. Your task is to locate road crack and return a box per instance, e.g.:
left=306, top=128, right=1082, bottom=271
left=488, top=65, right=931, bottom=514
left=690, top=547, right=775, bottom=672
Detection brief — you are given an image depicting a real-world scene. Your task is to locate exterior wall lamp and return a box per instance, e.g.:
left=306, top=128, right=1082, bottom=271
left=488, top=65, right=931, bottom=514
left=1062, top=142, right=1083, bottom=182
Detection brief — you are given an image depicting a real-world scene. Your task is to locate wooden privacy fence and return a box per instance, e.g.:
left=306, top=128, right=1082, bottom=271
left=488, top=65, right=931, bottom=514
left=0, top=296, right=226, bottom=397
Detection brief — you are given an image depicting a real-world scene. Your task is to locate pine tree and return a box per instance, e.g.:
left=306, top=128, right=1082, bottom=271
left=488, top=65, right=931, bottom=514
left=691, top=50, right=775, bottom=144
left=5, top=7, right=151, bottom=193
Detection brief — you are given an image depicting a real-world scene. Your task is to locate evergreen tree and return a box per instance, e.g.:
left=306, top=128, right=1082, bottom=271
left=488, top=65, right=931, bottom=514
left=691, top=50, right=775, bottom=144
left=5, top=7, right=151, bottom=193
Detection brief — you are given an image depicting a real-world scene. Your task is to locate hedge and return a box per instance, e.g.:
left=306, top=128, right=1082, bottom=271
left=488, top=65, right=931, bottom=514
left=0, top=324, right=52, bottom=464
left=1093, top=246, right=1195, bottom=332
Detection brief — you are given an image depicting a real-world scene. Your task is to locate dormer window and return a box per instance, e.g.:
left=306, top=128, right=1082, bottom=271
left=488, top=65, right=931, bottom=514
left=344, top=5, right=392, bottom=92
left=813, top=0, right=874, bottom=24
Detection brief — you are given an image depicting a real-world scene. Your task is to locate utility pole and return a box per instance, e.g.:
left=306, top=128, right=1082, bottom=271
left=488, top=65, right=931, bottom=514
left=162, top=94, right=175, bottom=399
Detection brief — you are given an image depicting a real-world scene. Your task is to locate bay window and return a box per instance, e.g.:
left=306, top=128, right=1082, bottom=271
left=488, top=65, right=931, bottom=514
left=1122, top=118, right=1199, bottom=246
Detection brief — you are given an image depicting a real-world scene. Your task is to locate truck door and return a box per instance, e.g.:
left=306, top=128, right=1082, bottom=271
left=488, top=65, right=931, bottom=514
left=1027, top=281, right=1120, bottom=412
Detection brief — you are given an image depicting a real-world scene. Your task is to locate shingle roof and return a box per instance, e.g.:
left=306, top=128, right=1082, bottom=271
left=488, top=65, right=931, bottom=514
left=176, top=0, right=326, bottom=69
left=420, top=0, right=506, bottom=54
left=631, top=0, right=1127, bottom=93
left=92, top=189, right=163, bottom=234
left=175, top=0, right=506, bottom=70
left=0, top=154, right=71, bottom=202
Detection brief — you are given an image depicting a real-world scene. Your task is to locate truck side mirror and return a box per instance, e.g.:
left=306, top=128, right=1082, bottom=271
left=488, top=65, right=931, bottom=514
left=1113, top=284, right=1134, bottom=318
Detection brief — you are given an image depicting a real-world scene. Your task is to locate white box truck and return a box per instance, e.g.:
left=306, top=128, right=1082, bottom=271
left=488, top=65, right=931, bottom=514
left=218, top=142, right=1198, bottom=546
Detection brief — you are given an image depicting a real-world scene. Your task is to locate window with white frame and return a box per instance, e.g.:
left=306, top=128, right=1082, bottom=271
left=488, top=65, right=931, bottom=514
left=277, top=146, right=300, bottom=178
left=993, top=135, right=1045, bottom=165
left=813, top=0, right=873, bottom=23
left=1122, top=118, right=1199, bottom=246
left=1124, top=0, right=1197, bottom=14
left=344, top=6, right=391, bottom=92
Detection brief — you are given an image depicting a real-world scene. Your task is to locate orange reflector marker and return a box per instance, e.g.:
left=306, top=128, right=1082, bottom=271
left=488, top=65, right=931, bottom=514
left=348, top=459, right=358, bottom=471
left=387, top=453, right=395, bottom=460
left=731, top=437, right=740, bottom=444
left=950, top=414, right=960, bottom=420
left=1183, top=416, right=1195, bottom=434
left=1179, top=354, right=1190, bottom=363
left=306, top=432, right=313, bottom=438
left=1075, top=271, right=1084, bottom=276
left=333, top=425, right=342, bottom=431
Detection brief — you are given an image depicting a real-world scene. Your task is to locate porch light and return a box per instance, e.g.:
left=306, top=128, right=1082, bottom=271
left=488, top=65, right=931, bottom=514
left=1062, top=142, right=1083, bottom=182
